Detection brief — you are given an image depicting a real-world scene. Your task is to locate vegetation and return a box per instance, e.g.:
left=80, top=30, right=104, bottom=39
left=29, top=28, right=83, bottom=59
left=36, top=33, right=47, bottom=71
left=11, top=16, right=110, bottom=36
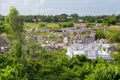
left=0, top=15, right=5, bottom=33
left=19, top=14, right=120, bottom=26
left=110, top=31, right=120, bottom=43
left=59, top=21, right=74, bottom=28
left=0, top=7, right=120, bottom=80
left=24, top=22, right=41, bottom=28
left=24, top=22, right=73, bottom=29
left=95, top=29, right=105, bottom=40
left=39, top=22, right=46, bottom=27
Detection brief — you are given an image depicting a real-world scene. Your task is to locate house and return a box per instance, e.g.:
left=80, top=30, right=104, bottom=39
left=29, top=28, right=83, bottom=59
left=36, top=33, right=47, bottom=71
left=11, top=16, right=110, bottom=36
left=67, top=43, right=86, bottom=57
left=32, top=18, right=41, bottom=23
left=66, top=39, right=114, bottom=60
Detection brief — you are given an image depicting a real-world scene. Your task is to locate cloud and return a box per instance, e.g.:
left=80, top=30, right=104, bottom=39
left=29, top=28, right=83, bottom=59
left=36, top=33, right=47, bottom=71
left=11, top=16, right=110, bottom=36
left=23, top=0, right=46, bottom=6
left=0, top=0, right=46, bottom=15
left=39, top=0, right=46, bottom=6
left=0, top=0, right=120, bottom=16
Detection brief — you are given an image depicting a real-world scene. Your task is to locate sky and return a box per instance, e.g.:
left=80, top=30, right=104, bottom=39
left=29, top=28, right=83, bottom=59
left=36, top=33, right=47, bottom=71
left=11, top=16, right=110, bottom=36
left=0, top=0, right=120, bottom=16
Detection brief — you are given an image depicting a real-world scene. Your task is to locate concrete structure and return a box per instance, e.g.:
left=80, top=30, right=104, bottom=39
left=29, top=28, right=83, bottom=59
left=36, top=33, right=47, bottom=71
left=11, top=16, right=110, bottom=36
left=67, top=39, right=114, bottom=59
left=0, top=37, right=10, bottom=54
left=73, top=32, right=95, bottom=44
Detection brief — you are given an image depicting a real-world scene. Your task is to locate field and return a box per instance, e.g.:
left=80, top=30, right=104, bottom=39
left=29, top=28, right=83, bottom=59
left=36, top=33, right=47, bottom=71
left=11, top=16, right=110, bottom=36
left=24, top=22, right=61, bottom=29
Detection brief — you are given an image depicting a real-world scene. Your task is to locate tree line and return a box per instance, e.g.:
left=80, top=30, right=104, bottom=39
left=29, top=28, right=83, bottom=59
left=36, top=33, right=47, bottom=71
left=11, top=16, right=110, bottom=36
left=1, top=13, right=120, bottom=24
left=21, top=14, right=120, bottom=25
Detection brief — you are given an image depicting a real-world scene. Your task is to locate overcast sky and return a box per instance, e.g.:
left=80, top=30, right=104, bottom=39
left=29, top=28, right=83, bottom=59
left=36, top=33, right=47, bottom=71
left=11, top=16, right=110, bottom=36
left=0, top=0, right=120, bottom=16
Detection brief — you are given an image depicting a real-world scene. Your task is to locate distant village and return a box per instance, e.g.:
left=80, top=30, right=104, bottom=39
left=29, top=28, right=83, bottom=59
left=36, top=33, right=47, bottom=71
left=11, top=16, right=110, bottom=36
left=0, top=22, right=117, bottom=60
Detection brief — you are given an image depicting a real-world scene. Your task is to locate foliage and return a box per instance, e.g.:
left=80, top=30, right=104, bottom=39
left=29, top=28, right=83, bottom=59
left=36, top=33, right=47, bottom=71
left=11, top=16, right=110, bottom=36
left=59, top=21, right=74, bottom=28
left=110, top=31, right=120, bottom=43
left=0, top=55, right=24, bottom=80
left=24, top=22, right=40, bottom=28
left=4, top=7, right=24, bottom=58
left=47, top=23, right=60, bottom=29
left=24, top=22, right=74, bottom=29
left=0, top=25, right=5, bottom=34
left=112, top=45, right=120, bottom=64
left=105, top=28, right=120, bottom=43
left=85, top=62, right=120, bottom=80
left=39, top=22, right=46, bottom=27
left=0, top=15, right=4, bottom=25
left=103, top=16, right=116, bottom=26
left=1, top=7, right=120, bottom=80
left=70, top=13, right=79, bottom=22
left=95, top=29, right=105, bottom=40
left=0, top=15, right=5, bottom=34
left=5, top=7, right=23, bottom=38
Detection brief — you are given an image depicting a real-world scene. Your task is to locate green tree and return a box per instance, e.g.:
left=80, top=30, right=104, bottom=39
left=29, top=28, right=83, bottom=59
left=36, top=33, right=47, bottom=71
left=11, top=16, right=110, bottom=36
left=104, top=16, right=116, bottom=26
left=85, top=62, right=120, bottom=80
left=5, top=7, right=23, bottom=37
left=70, top=13, right=79, bottom=22
left=5, top=7, right=24, bottom=57
left=0, top=15, right=5, bottom=33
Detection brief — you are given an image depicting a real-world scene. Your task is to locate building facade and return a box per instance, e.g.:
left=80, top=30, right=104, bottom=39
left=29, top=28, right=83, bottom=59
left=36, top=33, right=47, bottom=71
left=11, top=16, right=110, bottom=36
left=67, top=39, right=114, bottom=59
